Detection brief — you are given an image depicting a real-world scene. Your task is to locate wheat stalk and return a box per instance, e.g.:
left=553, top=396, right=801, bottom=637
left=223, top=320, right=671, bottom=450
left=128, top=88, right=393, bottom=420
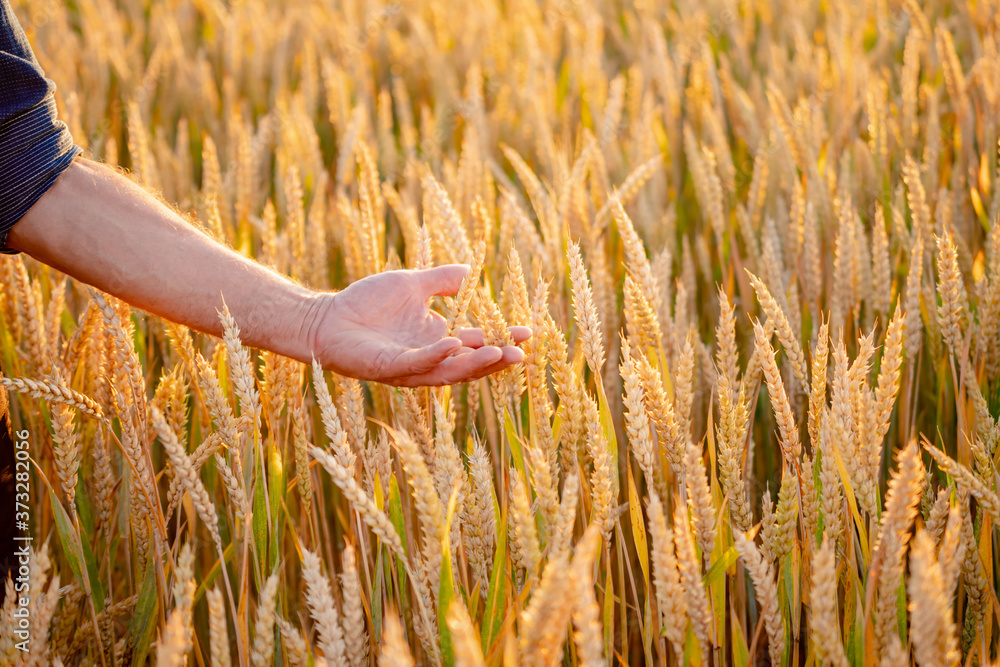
left=250, top=573, right=279, bottom=667
left=908, top=529, right=961, bottom=667
left=647, top=493, right=688, bottom=657
left=734, top=531, right=784, bottom=667
left=753, top=319, right=801, bottom=463
left=301, top=547, right=347, bottom=664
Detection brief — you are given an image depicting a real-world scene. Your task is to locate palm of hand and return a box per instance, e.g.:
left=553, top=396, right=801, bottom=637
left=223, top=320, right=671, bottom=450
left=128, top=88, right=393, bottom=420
left=310, top=266, right=529, bottom=386
left=325, top=271, right=448, bottom=374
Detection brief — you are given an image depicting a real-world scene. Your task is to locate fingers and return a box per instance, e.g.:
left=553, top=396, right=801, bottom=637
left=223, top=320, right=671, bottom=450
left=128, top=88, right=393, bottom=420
left=390, top=337, right=463, bottom=376
left=391, top=345, right=501, bottom=386
left=451, top=345, right=524, bottom=381
left=455, top=328, right=486, bottom=348
left=432, top=345, right=504, bottom=384
left=497, top=344, right=526, bottom=367
left=416, top=264, right=471, bottom=298
left=391, top=344, right=525, bottom=387
left=508, top=326, right=532, bottom=344
left=455, top=325, right=532, bottom=348
left=472, top=345, right=524, bottom=378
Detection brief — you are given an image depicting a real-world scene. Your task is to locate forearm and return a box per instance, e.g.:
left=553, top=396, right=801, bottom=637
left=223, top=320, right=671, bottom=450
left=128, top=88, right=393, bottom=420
left=7, top=157, right=323, bottom=362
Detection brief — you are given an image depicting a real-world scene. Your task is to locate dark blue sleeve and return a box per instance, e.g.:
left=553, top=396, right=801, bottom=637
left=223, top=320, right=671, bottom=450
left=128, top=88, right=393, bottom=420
left=0, top=0, right=81, bottom=255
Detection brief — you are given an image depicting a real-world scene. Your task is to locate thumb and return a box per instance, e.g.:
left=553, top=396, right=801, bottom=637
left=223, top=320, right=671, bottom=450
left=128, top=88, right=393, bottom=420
left=417, top=264, right=471, bottom=298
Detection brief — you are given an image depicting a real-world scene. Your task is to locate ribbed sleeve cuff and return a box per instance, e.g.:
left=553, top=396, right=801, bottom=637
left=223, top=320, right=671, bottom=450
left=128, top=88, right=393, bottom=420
left=0, top=94, right=81, bottom=255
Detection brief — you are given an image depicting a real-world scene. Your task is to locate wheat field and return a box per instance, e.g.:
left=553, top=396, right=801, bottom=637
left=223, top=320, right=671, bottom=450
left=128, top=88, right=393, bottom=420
left=1, top=0, right=999, bottom=665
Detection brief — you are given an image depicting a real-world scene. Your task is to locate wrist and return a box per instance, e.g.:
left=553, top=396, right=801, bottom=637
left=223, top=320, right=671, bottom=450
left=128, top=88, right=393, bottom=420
left=292, top=288, right=341, bottom=367
left=234, top=282, right=326, bottom=365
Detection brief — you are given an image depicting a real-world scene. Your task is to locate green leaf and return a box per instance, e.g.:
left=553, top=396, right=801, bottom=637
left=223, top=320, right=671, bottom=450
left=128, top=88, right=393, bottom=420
left=503, top=408, right=526, bottom=477
left=787, top=546, right=801, bottom=651
left=972, top=186, right=990, bottom=233
left=386, top=473, right=407, bottom=549
left=194, top=541, right=236, bottom=605
left=556, top=60, right=571, bottom=113
left=627, top=464, right=650, bottom=585
left=596, top=379, right=618, bottom=477
left=118, top=465, right=132, bottom=574
left=580, top=95, right=593, bottom=131
left=268, top=443, right=285, bottom=571
left=730, top=602, right=749, bottom=667
left=655, top=348, right=673, bottom=400
left=385, top=475, right=409, bottom=589
left=831, top=443, right=870, bottom=561
left=215, top=344, right=230, bottom=398
left=603, top=562, right=614, bottom=661
left=481, top=502, right=507, bottom=651
left=252, top=465, right=268, bottom=581
left=779, top=551, right=796, bottom=667
left=844, top=565, right=862, bottom=667
left=35, top=461, right=101, bottom=610
left=0, top=323, right=16, bottom=377
left=123, top=556, right=158, bottom=667
left=131, top=313, right=147, bottom=371
left=79, top=515, right=105, bottom=612
left=75, top=468, right=94, bottom=538
left=372, top=548, right=385, bottom=643
left=683, top=623, right=701, bottom=666
left=551, top=412, right=563, bottom=451
left=703, top=547, right=739, bottom=587
left=894, top=576, right=907, bottom=644
left=60, top=307, right=76, bottom=339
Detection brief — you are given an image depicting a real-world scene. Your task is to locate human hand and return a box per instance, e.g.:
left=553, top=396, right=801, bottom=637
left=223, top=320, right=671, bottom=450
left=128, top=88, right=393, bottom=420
left=306, top=265, right=530, bottom=386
